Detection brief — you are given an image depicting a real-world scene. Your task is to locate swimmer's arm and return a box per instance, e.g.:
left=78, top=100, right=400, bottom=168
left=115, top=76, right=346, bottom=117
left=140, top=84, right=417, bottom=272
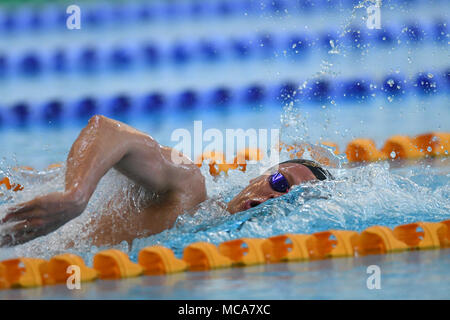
left=1, top=115, right=205, bottom=246
left=64, top=115, right=205, bottom=206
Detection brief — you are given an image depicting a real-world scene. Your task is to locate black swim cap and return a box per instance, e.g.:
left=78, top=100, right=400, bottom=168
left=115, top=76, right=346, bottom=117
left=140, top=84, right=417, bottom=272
left=278, top=159, right=333, bottom=181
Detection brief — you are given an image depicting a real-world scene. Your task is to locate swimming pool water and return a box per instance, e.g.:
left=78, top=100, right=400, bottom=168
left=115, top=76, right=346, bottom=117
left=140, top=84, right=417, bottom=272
left=0, top=97, right=449, bottom=264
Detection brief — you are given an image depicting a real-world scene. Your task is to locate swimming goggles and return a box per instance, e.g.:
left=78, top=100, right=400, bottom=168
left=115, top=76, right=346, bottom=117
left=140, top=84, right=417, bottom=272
left=268, top=172, right=290, bottom=193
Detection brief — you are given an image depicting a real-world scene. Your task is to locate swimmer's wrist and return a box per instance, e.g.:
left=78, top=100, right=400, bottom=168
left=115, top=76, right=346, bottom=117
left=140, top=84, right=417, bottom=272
left=64, top=188, right=89, bottom=215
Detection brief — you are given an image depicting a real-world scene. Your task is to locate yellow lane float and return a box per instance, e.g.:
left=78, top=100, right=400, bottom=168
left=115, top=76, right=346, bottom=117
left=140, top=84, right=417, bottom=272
left=1, top=219, right=449, bottom=291
left=440, top=220, right=450, bottom=247
left=344, top=131, right=449, bottom=163
left=345, top=139, right=387, bottom=162
left=261, top=234, right=311, bottom=263
left=0, top=177, right=24, bottom=192
left=0, top=264, right=7, bottom=289
left=218, top=238, right=266, bottom=266
left=47, top=163, right=63, bottom=169
left=93, top=249, right=143, bottom=279
left=307, top=230, right=359, bottom=259
left=48, top=254, right=97, bottom=284
left=414, top=132, right=450, bottom=156
left=182, top=242, right=232, bottom=271
left=279, top=142, right=306, bottom=160
left=393, top=222, right=448, bottom=250
left=0, top=258, right=49, bottom=289
left=138, top=246, right=187, bottom=275
left=356, top=226, right=409, bottom=256
left=13, top=166, right=34, bottom=172
left=196, top=151, right=237, bottom=176
left=381, top=135, right=423, bottom=160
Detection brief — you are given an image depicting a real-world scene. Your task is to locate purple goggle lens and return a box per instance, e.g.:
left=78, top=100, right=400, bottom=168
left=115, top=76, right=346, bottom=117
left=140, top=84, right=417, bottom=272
left=268, top=172, right=290, bottom=193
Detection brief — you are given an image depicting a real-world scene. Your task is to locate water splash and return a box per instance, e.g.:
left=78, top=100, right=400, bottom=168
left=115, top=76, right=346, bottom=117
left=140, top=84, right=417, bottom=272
left=0, top=164, right=151, bottom=262
left=127, top=161, right=449, bottom=260
left=1, top=154, right=448, bottom=265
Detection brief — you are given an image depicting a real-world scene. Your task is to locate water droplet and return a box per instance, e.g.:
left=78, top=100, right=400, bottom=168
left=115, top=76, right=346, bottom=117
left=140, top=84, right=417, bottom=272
left=390, top=151, right=396, bottom=158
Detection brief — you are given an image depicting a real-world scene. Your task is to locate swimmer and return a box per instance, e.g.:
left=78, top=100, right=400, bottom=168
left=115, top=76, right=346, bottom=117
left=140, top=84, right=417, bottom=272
left=0, top=115, right=332, bottom=247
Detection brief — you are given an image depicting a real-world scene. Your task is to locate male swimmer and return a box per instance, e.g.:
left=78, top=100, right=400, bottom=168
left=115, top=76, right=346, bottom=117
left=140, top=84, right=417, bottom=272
left=0, top=115, right=332, bottom=247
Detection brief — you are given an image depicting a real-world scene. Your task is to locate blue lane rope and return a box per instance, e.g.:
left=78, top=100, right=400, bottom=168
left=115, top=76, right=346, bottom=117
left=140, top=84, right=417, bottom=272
left=0, top=67, right=448, bottom=127
left=0, top=18, right=448, bottom=79
left=0, top=0, right=442, bottom=33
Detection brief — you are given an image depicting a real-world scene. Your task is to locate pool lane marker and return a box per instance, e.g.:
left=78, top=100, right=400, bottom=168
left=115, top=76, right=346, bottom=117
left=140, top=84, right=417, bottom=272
left=1, top=131, right=448, bottom=195
left=0, top=219, right=449, bottom=290
left=0, top=177, right=24, bottom=192
left=262, top=234, right=311, bottom=262
left=195, top=132, right=449, bottom=177
left=307, top=230, right=359, bottom=259
left=0, top=258, right=49, bottom=289
left=218, top=238, right=267, bottom=266
left=356, top=226, right=409, bottom=255
left=48, top=254, right=98, bottom=285
left=345, top=132, right=450, bottom=163
left=345, top=139, right=387, bottom=162
left=393, top=222, right=448, bottom=250
left=138, top=246, right=187, bottom=275
left=93, top=249, right=143, bottom=280
left=183, top=242, right=233, bottom=271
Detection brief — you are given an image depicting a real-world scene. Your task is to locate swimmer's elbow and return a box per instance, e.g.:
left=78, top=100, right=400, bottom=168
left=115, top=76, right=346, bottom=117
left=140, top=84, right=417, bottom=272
left=88, top=114, right=107, bottom=126
left=88, top=115, right=126, bottom=131
left=83, top=115, right=113, bottom=135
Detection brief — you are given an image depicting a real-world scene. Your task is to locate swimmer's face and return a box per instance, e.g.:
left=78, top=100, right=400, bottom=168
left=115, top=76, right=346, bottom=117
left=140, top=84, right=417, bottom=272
left=226, top=163, right=318, bottom=214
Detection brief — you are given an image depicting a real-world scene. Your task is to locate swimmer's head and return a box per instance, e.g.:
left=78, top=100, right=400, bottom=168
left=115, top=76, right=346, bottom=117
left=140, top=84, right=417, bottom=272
left=226, top=159, right=333, bottom=214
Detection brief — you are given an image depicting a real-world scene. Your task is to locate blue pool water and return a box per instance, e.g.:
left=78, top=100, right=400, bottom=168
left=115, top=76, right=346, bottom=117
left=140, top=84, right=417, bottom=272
left=0, top=0, right=449, bottom=299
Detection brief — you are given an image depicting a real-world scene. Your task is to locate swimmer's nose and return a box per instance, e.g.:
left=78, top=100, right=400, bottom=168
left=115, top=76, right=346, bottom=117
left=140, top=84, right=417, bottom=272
left=250, top=200, right=262, bottom=208
left=245, top=194, right=276, bottom=210
left=244, top=199, right=262, bottom=210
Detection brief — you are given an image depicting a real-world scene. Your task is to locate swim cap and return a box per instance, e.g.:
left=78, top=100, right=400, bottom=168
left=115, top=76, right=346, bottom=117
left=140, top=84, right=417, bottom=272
left=278, top=159, right=333, bottom=181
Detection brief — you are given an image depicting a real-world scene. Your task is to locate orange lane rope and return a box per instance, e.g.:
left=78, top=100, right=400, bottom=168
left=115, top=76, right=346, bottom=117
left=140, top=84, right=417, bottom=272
left=0, top=219, right=448, bottom=290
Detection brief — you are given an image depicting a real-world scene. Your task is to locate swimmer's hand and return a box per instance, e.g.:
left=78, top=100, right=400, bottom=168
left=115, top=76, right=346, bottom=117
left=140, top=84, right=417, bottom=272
left=0, top=191, right=85, bottom=247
